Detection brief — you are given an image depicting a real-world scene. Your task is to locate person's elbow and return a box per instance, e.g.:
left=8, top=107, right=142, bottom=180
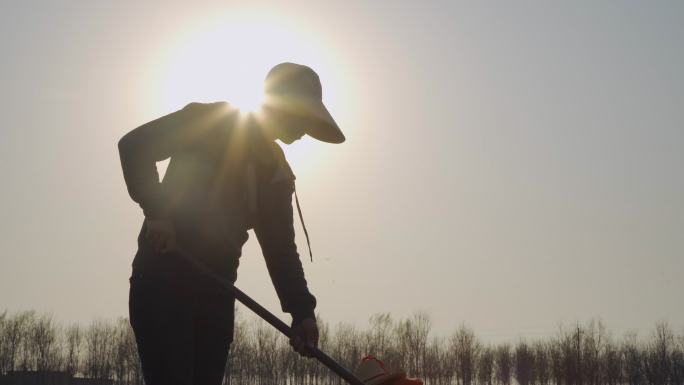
left=117, top=130, right=138, bottom=159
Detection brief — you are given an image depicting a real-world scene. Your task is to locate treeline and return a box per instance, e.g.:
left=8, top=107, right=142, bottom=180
left=1, top=310, right=683, bottom=385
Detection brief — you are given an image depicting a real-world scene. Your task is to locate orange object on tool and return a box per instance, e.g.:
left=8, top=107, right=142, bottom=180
left=354, top=355, right=424, bottom=385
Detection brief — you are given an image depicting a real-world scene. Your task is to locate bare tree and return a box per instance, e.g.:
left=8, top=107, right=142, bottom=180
left=314, top=318, right=332, bottom=385
left=0, top=311, right=32, bottom=372
left=330, top=323, right=363, bottom=385
left=570, top=324, right=584, bottom=385
left=582, top=320, right=608, bottom=385
left=600, top=337, right=622, bottom=385
left=0, top=311, right=8, bottom=373
left=533, top=341, right=550, bottom=385
left=671, top=332, right=684, bottom=385
left=623, top=332, right=645, bottom=385
left=112, top=318, right=142, bottom=385
left=477, top=345, right=495, bottom=385
left=551, top=324, right=584, bottom=385
left=550, top=336, right=565, bottom=385
left=252, top=318, right=281, bottom=385
left=495, top=343, right=512, bottom=385
left=83, top=319, right=116, bottom=380
left=32, top=313, right=62, bottom=371
left=226, top=311, right=251, bottom=385
left=17, top=310, right=37, bottom=370
left=450, top=324, right=481, bottom=385
left=366, top=314, right=394, bottom=363
left=396, top=312, right=431, bottom=377
left=643, top=322, right=674, bottom=385
left=62, top=324, right=82, bottom=377
left=431, top=337, right=455, bottom=385
left=514, top=341, right=534, bottom=385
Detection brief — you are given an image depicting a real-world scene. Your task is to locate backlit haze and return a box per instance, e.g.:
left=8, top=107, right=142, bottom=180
left=1, top=1, right=683, bottom=342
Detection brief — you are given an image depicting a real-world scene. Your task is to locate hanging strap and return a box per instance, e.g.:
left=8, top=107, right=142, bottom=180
left=293, top=183, right=313, bottom=262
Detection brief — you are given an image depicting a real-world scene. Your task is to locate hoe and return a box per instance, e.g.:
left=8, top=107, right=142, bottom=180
left=175, top=247, right=366, bottom=385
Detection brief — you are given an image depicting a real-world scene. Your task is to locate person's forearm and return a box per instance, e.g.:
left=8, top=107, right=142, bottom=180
left=254, top=186, right=317, bottom=320
left=264, top=250, right=317, bottom=321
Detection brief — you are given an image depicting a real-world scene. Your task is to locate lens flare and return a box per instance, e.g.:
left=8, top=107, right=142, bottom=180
left=149, top=6, right=345, bottom=175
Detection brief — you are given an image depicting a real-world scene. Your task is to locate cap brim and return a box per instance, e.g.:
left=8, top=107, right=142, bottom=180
left=263, top=95, right=345, bottom=144
left=307, top=100, right=345, bottom=144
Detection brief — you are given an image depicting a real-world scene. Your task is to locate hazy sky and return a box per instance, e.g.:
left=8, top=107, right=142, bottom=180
left=1, top=0, right=683, bottom=342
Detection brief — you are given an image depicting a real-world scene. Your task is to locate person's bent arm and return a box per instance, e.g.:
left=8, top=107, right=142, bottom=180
left=119, top=105, right=188, bottom=219
left=118, top=102, right=227, bottom=218
left=119, top=102, right=230, bottom=253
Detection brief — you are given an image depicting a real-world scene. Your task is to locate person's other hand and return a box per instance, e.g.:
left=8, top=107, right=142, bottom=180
left=144, top=219, right=177, bottom=253
left=290, top=317, right=319, bottom=358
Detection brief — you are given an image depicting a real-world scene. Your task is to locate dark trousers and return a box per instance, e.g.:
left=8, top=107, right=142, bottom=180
left=129, top=269, right=235, bottom=385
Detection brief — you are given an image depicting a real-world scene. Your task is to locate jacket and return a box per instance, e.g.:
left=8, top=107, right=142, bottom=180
left=118, top=101, right=316, bottom=321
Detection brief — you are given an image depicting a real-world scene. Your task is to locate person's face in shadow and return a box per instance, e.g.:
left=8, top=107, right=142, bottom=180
left=261, top=105, right=308, bottom=144
left=275, top=119, right=306, bottom=144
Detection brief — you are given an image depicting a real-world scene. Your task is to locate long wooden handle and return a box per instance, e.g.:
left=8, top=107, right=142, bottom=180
left=175, top=248, right=366, bottom=385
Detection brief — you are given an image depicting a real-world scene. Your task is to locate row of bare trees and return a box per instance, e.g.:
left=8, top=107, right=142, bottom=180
left=1, top=310, right=683, bottom=385
left=0, top=311, right=142, bottom=384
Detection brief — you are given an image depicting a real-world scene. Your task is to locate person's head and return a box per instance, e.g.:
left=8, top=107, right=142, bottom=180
left=260, top=62, right=345, bottom=145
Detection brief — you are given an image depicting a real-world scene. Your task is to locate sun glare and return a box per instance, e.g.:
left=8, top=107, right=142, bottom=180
left=147, top=7, right=347, bottom=176
left=156, top=9, right=327, bottom=114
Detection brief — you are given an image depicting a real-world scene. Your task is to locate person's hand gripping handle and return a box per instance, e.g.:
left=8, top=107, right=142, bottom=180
left=290, top=317, right=319, bottom=357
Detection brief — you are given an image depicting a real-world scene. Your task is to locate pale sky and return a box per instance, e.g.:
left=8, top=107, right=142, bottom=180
left=1, top=0, right=683, bottom=342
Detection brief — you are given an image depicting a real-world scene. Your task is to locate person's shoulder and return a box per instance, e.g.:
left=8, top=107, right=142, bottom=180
left=182, top=101, right=234, bottom=114
left=180, top=101, right=239, bottom=128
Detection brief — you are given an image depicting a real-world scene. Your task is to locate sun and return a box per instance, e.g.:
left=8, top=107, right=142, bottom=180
left=155, top=9, right=326, bottom=114
left=146, top=7, right=347, bottom=177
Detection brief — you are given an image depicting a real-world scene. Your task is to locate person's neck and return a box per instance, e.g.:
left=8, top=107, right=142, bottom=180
left=243, top=120, right=279, bottom=163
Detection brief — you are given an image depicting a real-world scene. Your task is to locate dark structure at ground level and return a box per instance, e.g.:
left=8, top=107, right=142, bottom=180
left=0, top=371, right=113, bottom=385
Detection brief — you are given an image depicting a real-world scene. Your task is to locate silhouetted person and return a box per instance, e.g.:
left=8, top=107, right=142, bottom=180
left=118, top=62, right=344, bottom=385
